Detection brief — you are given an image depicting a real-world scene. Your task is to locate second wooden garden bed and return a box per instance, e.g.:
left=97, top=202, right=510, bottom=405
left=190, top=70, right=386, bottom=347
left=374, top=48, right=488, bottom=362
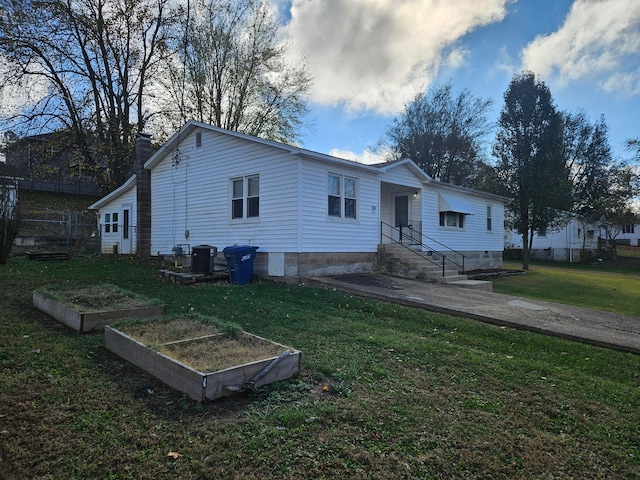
left=105, top=316, right=301, bottom=402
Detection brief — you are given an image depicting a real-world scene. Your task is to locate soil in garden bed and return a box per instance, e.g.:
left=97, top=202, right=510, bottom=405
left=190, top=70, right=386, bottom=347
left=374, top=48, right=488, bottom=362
left=116, top=318, right=223, bottom=345
left=41, top=284, right=160, bottom=312
left=160, top=334, right=287, bottom=373
left=114, top=317, right=288, bottom=373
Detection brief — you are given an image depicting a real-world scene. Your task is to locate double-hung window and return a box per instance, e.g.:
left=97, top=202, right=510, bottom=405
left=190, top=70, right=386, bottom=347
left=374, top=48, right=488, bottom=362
left=486, top=205, right=493, bottom=231
left=328, top=173, right=357, bottom=219
left=231, top=175, right=259, bottom=219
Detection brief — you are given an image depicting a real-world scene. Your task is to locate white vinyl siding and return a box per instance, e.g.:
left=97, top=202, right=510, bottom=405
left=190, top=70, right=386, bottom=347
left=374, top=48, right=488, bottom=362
left=298, top=160, right=379, bottom=252
left=150, top=130, right=301, bottom=255
left=423, top=186, right=505, bottom=252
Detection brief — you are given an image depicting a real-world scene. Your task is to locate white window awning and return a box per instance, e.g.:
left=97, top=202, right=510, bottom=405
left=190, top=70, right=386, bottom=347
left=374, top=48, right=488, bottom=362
left=438, top=193, right=474, bottom=214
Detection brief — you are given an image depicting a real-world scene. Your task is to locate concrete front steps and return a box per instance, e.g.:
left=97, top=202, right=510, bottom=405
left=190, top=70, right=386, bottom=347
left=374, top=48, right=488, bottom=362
left=376, top=243, right=493, bottom=292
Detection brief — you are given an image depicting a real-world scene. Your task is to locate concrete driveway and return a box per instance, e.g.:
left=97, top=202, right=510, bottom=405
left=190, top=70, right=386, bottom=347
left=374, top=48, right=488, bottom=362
left=306, top=273, right=640, bottom=355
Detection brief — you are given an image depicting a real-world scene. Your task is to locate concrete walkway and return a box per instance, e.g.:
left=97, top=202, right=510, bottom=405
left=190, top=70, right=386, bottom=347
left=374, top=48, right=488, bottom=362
left=306, top=273, right=640, bottom=355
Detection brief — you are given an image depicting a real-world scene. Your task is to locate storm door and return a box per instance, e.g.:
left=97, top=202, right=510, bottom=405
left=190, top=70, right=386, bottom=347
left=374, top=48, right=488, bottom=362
left=120, top=206, right=132, bottom=254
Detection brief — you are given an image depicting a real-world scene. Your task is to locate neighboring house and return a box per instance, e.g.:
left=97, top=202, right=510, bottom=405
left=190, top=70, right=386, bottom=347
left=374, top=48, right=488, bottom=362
left=4, top=131, right=102, bottom=196
left=603, top=222, right=639, bottom=247
left=504, top=213, right=601, bottom=262
left=89, top=121, right=509, bottom=280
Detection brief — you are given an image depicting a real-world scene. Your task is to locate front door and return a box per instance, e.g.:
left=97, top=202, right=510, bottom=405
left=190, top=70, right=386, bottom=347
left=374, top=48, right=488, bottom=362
left=120, top=206, right=132, bottom=254
left=393, top=194, right=410, bottom=243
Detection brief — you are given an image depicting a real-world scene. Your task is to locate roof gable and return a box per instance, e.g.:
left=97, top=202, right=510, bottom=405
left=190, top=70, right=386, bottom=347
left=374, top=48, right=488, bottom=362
left=144, top=120, right=380, bottom=173
left=374, top=158, right=433, bottom=182
left=88, top=174, right=136, bottom=210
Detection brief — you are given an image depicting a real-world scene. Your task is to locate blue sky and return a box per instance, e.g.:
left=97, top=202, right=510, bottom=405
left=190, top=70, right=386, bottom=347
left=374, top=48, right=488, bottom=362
left=276, top=0, right=640, bottom=164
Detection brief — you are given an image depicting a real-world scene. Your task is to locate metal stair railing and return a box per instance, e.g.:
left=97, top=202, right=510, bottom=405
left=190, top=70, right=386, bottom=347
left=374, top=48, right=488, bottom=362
left=380, top=221, right=466, bottom=276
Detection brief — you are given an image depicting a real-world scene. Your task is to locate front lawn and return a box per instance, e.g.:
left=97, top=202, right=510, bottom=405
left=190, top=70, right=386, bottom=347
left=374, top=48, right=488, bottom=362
left=495, top=261, right=640, bottom=317
left=1, top=256, right=638, bottom=479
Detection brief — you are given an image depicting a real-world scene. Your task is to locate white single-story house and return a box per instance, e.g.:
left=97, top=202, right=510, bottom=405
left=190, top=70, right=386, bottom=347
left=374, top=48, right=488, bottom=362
left=504, top=213, right=601, bottom=262
left=603, top=222, right=639, bottom=247
left=90, top=121, right=509, bottom=280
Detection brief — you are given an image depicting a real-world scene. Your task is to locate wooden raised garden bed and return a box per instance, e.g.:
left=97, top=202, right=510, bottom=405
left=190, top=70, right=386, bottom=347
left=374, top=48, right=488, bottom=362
left=33, top=284, right=165, bottom=333
left=104, top=317, right=301, bottom=402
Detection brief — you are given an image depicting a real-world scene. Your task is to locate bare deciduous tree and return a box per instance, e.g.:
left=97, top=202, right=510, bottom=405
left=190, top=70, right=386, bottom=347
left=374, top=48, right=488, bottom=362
left=157, top=0, right=312, bottom=144
left=0, top=0, right=179, bottom=192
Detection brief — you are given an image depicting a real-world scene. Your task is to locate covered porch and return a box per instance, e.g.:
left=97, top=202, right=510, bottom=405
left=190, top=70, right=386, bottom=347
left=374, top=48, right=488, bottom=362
left=379, top=180, right=423, bottom=245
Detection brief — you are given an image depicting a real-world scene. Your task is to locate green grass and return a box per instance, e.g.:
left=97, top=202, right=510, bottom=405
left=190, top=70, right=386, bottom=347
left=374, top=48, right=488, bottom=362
left=1, top=256, right=639, bottom=479
left=19, top=190, right=100, bottom=214
left=495, top=261, right=640, bottom=316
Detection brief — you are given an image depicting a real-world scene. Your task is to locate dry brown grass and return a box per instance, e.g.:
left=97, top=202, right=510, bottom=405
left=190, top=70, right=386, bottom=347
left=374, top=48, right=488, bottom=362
left=115, top=317, right=287, bottom=372
left=117, top=318, right=222, bottom=344
left=40, top=284, right=160, bottom=312
left=159, top=333, right=287, bottom=372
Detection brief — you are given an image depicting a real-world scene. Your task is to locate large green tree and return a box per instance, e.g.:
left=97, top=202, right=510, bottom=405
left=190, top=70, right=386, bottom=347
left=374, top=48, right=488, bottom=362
left=493, top=71, right=571, bottom=269
left=382, top=83, right=493, bottom=187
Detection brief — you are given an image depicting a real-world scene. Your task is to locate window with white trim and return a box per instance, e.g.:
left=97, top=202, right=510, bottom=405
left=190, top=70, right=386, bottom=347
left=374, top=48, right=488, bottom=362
left=231, top=175, right=259, bottom=219
left=439, top=211, right=465, bottom=229
left=104, top=212, right=118, bottom=233
left=328, top=173, right=357, bottom=219
left=486, top=205, right=492, bottom=231
left=623, top=224, right=635, bottom=234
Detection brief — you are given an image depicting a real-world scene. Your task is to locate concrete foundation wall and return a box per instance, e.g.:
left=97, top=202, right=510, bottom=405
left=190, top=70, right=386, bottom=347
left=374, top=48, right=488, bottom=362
left=254, top=250, right=502, bottom=281
left=255, top=252, right=377, bottom=282
left=164, top=249, right=503, bottom=283
left=460, top=251, right=504, bottom=271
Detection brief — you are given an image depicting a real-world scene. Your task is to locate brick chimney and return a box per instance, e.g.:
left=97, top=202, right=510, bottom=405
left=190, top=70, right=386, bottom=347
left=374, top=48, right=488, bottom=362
left=135, top=133, right=152, bottom=258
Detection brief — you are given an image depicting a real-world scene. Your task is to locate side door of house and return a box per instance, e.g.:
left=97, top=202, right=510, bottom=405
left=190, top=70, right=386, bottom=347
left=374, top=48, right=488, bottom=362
left=392, top=194, right=411, bottom=243
left=120, top=205, right=132, bottom=254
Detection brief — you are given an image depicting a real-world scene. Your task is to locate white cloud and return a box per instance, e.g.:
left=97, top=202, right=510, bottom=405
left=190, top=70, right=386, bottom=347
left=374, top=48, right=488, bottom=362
left=522, top=0, right=640, bottom=95
left=284, top=0, right=509, bottom=115
left=329, top=148, right=387, bottom=165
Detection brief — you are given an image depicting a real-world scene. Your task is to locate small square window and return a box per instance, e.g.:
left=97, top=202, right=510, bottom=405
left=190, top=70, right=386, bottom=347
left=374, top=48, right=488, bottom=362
left=439, top=211, right=465, bottom=229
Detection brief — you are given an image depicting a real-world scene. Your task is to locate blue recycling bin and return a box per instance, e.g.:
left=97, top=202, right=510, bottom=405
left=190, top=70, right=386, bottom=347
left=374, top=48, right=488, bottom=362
left=223, top=245, right=259, bottom=285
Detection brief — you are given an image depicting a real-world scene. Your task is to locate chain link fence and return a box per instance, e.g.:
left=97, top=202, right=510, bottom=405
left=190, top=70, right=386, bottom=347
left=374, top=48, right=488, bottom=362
left=14, top=208, right=100, bottom=255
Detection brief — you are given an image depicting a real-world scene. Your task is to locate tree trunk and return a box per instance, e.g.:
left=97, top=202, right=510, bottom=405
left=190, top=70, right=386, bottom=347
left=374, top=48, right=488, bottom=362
left=522, top=230, right=530, bottom=270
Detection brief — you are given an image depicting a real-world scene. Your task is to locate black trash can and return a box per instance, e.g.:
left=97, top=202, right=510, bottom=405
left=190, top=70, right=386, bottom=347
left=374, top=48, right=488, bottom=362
left=223, top=245, right=259, bottom=285
left=192, top=245, right=215, bottom=274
